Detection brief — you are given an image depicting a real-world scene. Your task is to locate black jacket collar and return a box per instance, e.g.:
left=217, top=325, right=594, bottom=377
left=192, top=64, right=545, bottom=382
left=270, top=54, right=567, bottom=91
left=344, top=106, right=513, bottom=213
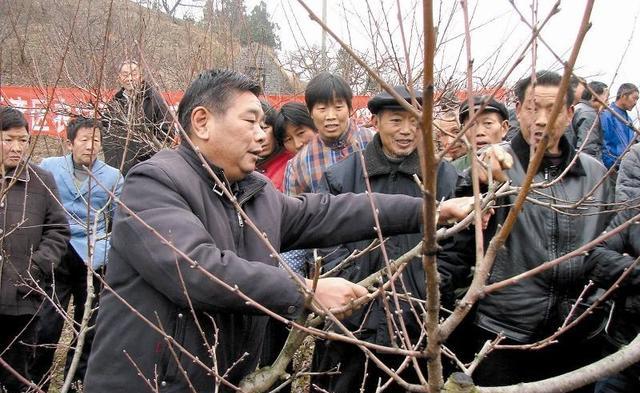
left=177, top=143, right=266, bottom=202
left=114, top=81, right=152, bottom=103
left=3, top=164, right=30, bottom=182
left=510, top=131, right=585, bottom=177
left=364, top=133, right=422, bottom=178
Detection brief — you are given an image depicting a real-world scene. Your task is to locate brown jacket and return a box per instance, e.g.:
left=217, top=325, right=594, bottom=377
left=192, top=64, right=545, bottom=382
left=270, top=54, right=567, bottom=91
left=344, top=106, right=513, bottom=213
left=0, top=164, right=69, bottom=316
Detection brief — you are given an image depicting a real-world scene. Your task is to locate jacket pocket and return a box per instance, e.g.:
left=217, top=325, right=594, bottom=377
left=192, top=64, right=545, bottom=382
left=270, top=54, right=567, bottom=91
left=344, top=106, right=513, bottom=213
left=15, top=262, right=45, bottom=297
left=159, top=311, right=187, bottom=384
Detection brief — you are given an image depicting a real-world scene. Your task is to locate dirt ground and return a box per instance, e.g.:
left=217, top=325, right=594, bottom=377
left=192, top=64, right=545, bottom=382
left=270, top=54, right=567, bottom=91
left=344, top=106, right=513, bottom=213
left=46, top=307, right=75, bottom=392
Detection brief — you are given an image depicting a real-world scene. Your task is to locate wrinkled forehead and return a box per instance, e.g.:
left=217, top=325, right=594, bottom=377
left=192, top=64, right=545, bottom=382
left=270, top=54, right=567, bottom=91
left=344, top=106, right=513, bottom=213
left=119, top=62, right=140, bottom=74
left=1, top=127, right=29, bottom=137
left=523, top=84, right=561, bottom=102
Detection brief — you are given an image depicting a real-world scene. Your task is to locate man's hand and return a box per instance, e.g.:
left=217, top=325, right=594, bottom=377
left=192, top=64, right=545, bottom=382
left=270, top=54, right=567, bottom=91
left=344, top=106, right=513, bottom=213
left=439, top=197, right=473, bottom=224
left=305, top=278, right=368, bottom=319
left=476, top=144, right=513, bottom=183
left=439, top=196, right=493, bottom=229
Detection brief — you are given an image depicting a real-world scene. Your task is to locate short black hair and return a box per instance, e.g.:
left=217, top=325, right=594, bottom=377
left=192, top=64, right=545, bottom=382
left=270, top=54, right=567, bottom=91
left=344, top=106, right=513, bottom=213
left=260, top=100, right=277, bottom=128
left=66, top=116, right=104, bottom=142
left=177, top=69, right=262, bottom=134
left=569, top=75, right=582, bottom=89
left=514, top=70, right=574, bottom=108
left=305, top=72, right=353, bottom=112
left=0, top=106, right=29, bottom=133
left=582, top=81, right=608, bottom=101
left=274, top=102, right=316, bottom=145
left=616, top=83, right=639, bottom=101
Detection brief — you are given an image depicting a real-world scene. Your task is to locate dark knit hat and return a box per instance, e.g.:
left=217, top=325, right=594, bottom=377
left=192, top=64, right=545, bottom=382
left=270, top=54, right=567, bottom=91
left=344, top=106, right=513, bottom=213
left=368, top=86, right=423, bottom=114
left=458, top=96, right=509, bottom=124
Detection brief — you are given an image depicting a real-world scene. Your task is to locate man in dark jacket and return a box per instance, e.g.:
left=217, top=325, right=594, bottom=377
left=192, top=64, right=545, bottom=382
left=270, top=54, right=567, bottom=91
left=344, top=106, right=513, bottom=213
left=439, top=71, right=613, bottom=387
left=83, top=70, right=473, bottom=392
left=312, top=86, right=462, bottom=392
left=573, top=81, right=609, bottom=160
left=615, top=143, right=640, bottom=204
left=0, top=107, right=69, bottom=392
left=102, top=60, right=174, bottom=175
left=585, top=207, right=640, bottom=393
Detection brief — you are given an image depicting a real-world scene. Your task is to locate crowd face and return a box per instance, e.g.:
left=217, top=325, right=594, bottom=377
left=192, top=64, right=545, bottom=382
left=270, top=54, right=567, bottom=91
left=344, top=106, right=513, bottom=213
left=118, top=62, right=143, bottom=93
left=1, top=127, right=29, bottom=172
left=310, top=98, right=350, bottom=141
left=516, top=85, right=572, bottom=154
left=282, top=124, right=316, bottom=154
left=195, top=91, right=266, bottom=182
left=435, top=118, right=467, bottom=160
left=464, top=112, right=507, bottom=150
left=619, top=91, right=639, bottom=111
left=67, top=127, right=101, bottom=167
left=258, top=120, right=275, bottom=158
left=375, top=109, right=420, bottom=158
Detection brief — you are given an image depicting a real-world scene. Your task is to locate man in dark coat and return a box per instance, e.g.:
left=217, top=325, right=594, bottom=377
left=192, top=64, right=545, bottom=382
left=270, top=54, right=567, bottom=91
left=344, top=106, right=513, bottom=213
left=0, top=106, right=69, bottom=392
left=311, top=86, right=462, bottom=392
left=573, top=81, right=609, bottom=160
left=585, top=207, right=640, bottom=392
left=83, top=70, right=474, bottom=392
left=439, top=71, right=613, bottom=388
left=615, top=143, right=640, bottom=204
left=102, top=60, right=174, bottom=175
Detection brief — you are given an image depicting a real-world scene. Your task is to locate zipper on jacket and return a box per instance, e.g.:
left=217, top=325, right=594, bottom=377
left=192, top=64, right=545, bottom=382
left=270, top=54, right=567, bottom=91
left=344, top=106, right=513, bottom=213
left=546, top=171, right=560, bottom=325
left=237, top=210, right=244, bottom=228
left=234, top=179, right=266, bottom=229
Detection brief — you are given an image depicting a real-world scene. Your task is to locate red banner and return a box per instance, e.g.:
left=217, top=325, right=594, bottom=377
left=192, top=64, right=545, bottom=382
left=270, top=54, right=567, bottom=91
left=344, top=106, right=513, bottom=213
left=0, top=86, right=374, bottom=136
left=0, top=86, right=507, bottom=136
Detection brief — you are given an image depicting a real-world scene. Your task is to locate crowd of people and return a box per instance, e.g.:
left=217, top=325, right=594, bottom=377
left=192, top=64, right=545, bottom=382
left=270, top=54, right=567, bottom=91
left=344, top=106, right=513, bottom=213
left=0, top=61, right=638, bottom=393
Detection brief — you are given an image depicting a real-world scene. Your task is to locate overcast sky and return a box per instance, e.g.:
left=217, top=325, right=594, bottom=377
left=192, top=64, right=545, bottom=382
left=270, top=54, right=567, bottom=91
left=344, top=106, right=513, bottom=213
left=245, top=0, right=639, bottom=101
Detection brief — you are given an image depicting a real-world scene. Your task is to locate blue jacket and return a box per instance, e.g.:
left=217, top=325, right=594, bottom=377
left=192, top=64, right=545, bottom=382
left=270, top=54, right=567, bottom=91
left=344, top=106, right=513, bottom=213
left=601, top=103, right=635, bottom=169
left=40, top=155, right=123, bottom=268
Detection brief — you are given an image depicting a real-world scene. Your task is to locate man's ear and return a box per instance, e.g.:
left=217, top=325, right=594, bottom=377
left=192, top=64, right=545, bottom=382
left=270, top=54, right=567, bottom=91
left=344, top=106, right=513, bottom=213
left=371, top=114, right=379, bottom=129
left=566, top=105, right=575, bottom=119
left=500, top=119, right=509, bottom=138
left=514, top=101, right=523, bottom=123
left=65, top=139, right=73, bottom=152
left=190, top=106, right=212, bottom=140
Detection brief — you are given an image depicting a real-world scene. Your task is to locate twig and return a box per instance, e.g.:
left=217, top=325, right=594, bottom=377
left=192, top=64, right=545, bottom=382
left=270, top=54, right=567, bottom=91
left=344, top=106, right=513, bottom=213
left=465, top=335, right=503, bottom=376
left=476, top=333, right=640, bottom=393
left=0, top=356, right=46, bottom=393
